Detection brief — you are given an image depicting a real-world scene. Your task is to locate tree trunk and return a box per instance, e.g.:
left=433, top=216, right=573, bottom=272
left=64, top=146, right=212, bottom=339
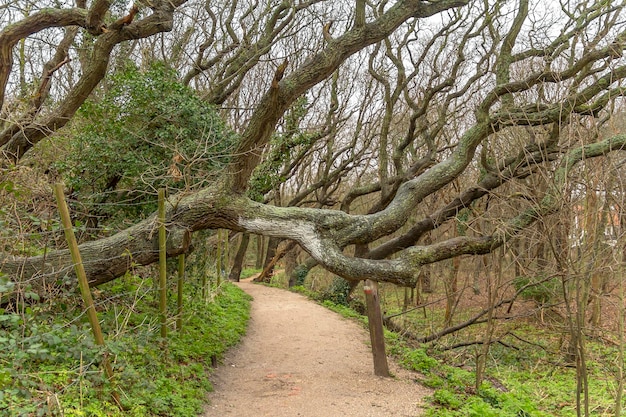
left=265, top=238, right=280, bottom=265
left=589, top=195, right=611, bottom=330
left=229, top=233, right=250, bottom=282
left=5, top=135, right=625, bottom=292
left=535, top=223, right=548, bottom=270
left=364, top=279, right=390, bottom=377
left=419, top=235, right=433, bottom=293
left=255, top=240, right=298, bottom=283
left=255, top=234, right=265, bottom=269
left=257, top=237, right=280, bottom=283
left=419, top=266, right=432, bottom=293
left=444, top=256, right=460, bottom=328
left=284, top=245, right=299, bottom=287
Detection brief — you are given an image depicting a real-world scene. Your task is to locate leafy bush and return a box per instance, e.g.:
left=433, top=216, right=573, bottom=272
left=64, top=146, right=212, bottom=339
left=318, top=277, right=352, bottom=306
left=513, top=275, right=560, bottom=305
left=56, top=61, right=236, bottom=223
left=400, top=348, right=440, bottom=373
left=433, top=388, right=463, bottom=409
left=292, top=265, right=309, bottom=287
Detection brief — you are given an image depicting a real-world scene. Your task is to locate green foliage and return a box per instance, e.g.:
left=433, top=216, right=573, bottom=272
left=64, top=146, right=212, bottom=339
left=433, top=388, right=463, bottom=409
left=292, top=265, right=309, bottom=287
left=491, top=354, right=623, bottom=417
left=412, top=351, right=551, bottom=417
left=379, top=320, right=554, bottom=417
left=0, top=277, right=250, bottom=416
left=56, top=61, right=236, bottom=222
left=320, top=300, right=366, bottom=322
left=248, top=96, right=315, bottom=201
left=239, top=268, right=262, bottom=280
left=396, top=344, right=558, bottom=417
left=400, top=348, right=440, bottom=373
left=0, top=273, right=15, bottom=294
left=513, top=275, right=560, bottom=305
left=290, top=285, right=317, bottom=298
left=318, top=277, right=352, bottom=306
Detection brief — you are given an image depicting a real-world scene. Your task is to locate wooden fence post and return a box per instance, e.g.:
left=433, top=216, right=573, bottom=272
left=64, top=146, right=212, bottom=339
left=216, top=229, right=223, bottom=286
left=364, top=279, right=390, bottom=377
left=177, top=254, right=185, bottom=331
left=158, top=188, right=167, bottom=339
left=54, top=183, right=121, bottom=406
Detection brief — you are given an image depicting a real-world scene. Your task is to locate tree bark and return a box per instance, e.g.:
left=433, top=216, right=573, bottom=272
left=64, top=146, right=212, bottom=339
left=364, top=280, right=390, bottom=377
left=255, top=237, right=280, bottom=283
left=229, top=233, right=250, bottom=282
left=255, top=235, right=265, bottom=269
left=284, top=245, right=299, bottom=287
left=4, top=134, right=626, bottom=290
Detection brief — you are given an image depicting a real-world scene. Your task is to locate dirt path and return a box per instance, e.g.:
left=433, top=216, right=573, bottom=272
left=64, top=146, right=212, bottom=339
left=204, top=281, right=430, bottom=417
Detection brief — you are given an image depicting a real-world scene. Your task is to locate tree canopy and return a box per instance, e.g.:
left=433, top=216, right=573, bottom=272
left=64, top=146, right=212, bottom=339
left=2, top=0, right=626, bottom=289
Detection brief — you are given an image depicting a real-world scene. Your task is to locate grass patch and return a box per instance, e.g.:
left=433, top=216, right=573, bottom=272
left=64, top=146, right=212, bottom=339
left=239, top=268, right=262, bottom=279
left=320, top=299, right=367, bottom=322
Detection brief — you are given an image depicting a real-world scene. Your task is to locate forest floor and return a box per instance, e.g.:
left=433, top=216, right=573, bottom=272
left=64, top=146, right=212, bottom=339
left=204, top=279, right=431, bottom=417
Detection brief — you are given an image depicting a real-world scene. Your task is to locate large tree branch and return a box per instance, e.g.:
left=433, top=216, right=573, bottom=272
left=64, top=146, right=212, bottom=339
left=366, top=127, right=562, bottom=259
left=5, top=133, right=623, bottom=289
left=5, top=0, right=626, bottom=297
left=0, top=27, right=77, bottom=144
left=402, top=133, right=626, bottom=266
left=0, top=8, right=90, bottom=111
left=228, top=0, right=469, bottom=191
left=0, top=2, right=184, bottom=160
left=479, top=31, right=626, bottom=119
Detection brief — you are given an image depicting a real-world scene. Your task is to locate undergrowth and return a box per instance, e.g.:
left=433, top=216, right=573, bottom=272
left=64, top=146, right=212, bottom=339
left=314, top=297, right=625, bottom=416
left=0, top=275, right=251, bottom=416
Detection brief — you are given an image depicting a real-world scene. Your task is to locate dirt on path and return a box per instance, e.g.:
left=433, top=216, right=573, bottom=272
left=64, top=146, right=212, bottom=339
left=204, top=281, right=431, bottom=417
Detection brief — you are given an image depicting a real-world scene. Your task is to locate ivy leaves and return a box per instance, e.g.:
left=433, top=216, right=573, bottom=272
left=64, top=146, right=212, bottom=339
left=56, top=61, right=236, bottom=222
left=249, top=96, right=314, bottom=201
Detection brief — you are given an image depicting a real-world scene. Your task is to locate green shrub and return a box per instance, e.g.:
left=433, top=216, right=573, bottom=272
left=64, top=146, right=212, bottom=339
left=0, top=278, right=250, bottom=416
left=56, top=61, right=236, bottom=223
left=433, top=388, right=462, bottom=409
left=400, top=348, right=440, bottom=373
left=318, top=277, right=352, bottom=306
left=513, top=275, right=560, bottom=305
left=292, top=265, right=309, bottom=287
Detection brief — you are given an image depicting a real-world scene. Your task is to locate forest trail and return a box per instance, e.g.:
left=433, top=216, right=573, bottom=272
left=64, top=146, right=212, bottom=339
left=204, top=280, right=430, bottom=417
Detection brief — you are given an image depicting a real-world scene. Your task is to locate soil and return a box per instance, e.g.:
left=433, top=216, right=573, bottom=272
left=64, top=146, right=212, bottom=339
left=204, top=280, right=431, bottom=417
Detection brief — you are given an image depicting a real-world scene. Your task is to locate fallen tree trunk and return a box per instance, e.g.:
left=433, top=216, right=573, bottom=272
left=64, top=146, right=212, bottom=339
left=4, top=134, right=626, bottom=289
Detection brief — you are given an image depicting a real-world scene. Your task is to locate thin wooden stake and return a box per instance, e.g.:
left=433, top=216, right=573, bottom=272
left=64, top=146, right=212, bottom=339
left=364, top=279, right=390, bottom=377
left=216, top=229, right=223, bottom=286
left=176, top=254, right=185, bottom=331
left=158, top=188, right=167, bottom=339
left=201, top=270, right=207, bottom=301
left=54, top=183, right=120, bottom=406
left=224, top=230, right=230, bottom=279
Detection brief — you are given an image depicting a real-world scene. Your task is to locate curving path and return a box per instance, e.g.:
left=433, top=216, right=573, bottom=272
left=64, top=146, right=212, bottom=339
left=204, top=281, right=430, bottom=417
